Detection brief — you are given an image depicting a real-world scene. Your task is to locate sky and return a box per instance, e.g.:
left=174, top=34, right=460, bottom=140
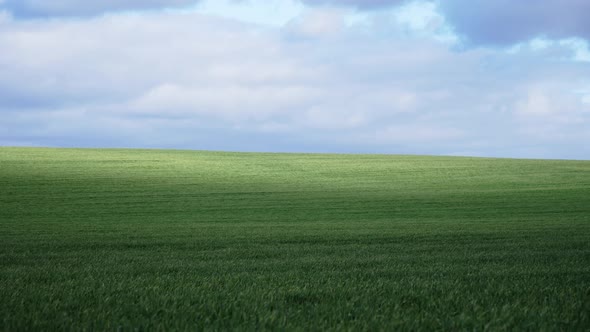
left=1, top=0, right=589, bottom=159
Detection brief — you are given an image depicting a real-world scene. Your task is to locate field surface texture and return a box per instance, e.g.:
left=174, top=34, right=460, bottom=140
left=1, top=147, right=589, bottom=330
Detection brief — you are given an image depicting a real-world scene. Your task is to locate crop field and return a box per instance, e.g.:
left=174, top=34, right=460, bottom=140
left=0, top=147, right=589, bottom=330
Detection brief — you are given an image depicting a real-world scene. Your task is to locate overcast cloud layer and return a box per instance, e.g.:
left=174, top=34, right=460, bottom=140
left=0, top=1, right=589, bottom=159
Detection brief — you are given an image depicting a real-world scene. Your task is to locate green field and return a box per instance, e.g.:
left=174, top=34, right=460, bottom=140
left=1, top=147, right=589, bottom=330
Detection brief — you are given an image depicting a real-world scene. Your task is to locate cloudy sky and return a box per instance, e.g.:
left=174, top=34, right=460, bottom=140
left=1, top=0, right=589, bottom=159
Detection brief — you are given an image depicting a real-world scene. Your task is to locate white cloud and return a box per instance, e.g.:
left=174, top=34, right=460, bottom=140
left=508, top=37, right=590, bottom=62
left=285, top=7, right=347, bottom=39
left=373, top=124, right=464, bottom=143
left=195, top=0, right=304, bottom=27
left=126, top=83, right=318, bottom=120
left=516, top=90, right=554, bottom=115
left=0, top=10, right=10, bottom=23
left=514, top=84, right=588, bottom=120
left=560, top=38, right=590, bottom=62
left=0, top=5, right=589, bottom=158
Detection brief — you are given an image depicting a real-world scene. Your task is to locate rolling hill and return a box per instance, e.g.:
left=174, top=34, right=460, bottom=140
left=1, top=147, right=589, bottom=330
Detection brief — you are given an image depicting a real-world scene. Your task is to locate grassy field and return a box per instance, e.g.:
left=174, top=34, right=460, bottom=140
left=1, top=147, right=589, bottom=330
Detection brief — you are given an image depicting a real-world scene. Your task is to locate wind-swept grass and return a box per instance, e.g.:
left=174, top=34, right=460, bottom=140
left=1, top=147, right=589, bottom=330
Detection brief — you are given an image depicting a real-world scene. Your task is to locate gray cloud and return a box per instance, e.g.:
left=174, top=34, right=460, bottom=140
left=0, top=0, right=197, bottom=18
left=437, top=0, right=590, bottom=46
left=299, top=0, right=590, bottom=45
